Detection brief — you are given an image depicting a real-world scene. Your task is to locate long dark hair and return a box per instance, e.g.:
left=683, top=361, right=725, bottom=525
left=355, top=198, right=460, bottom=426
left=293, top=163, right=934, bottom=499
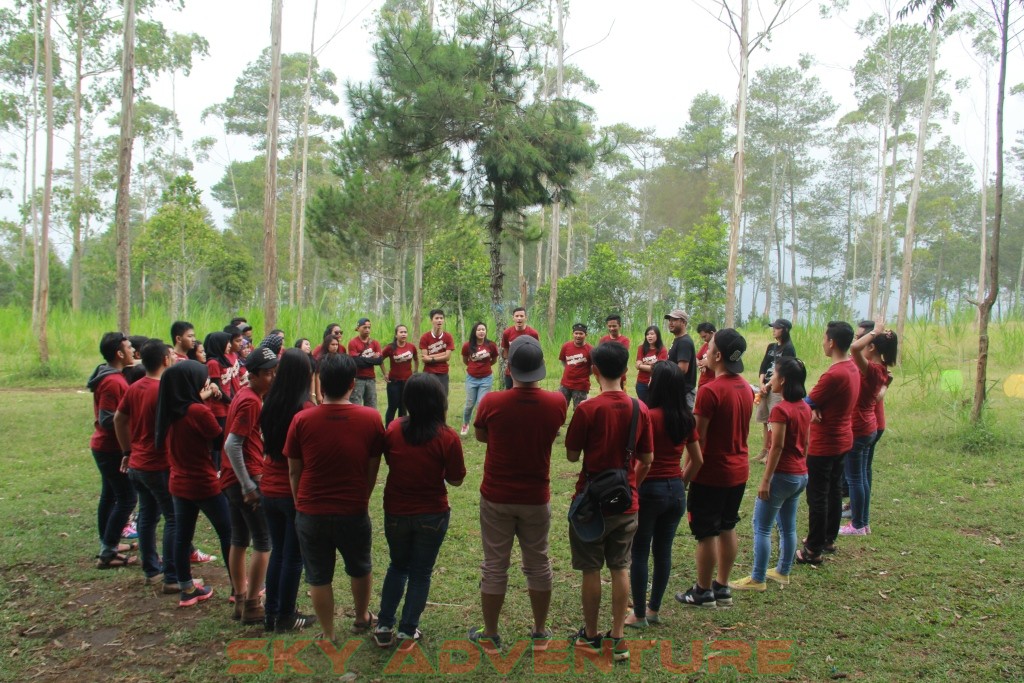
left=468, top=321, right=488, bottom=353
left=262, top=349, right=313, bottom=461
left=646, top=362, right=695, bottom=445
left=774, top=357, right=808, bottom=402
left=641, top=325, right=663, bottom=355
left=401, top=374, right=448, bottom=445
left=390, top=324, right=407, bottom=350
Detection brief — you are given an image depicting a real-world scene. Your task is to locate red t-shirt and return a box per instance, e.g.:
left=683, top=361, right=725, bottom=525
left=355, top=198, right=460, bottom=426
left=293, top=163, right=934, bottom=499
left=875, top=396, right=886, bottom=431
left=91, top=372, right=129, bottom=452
left=646, top=407, right=699, bottom=480
left=697, top=342, right=714, bottom=385
left=565, top=392, right=654, bottom=515
left=693, top=373, right=753, bottom=487
left=383, top=421, right=467, bottom=516
left=635, top=345, right=668, bottom=385
left=261, top=401, right=315, bottom=499
left=500, top=325, right=540, bottom=375
left=348, top=337, right=383, bottom=380
left=852, top=362, right=888, bottom=437
left=474, top=388, right=567, bottom=505
left=599, top=334, right=631, bottom=350
left=463, top=341, right=499, bottom=379
left=559, top=342, right=593, bottom=392
left=220, top=387, right=265, bottom=491
left=808, top=360, right=861, bottom=456
left=419, top=331, right=455, bottom=375
left=284, top=403, right=385, bottom=515
left=172, top=351, right=189, bottom=364
left=117, top=377, right=166, bottom=471
left=205, top=359, right=236, bottom=419
left=382, top=343, right=418, bottom=382
left=166, top=403, right=223, bottom=500
left=768, top=399, right=811, bottom=475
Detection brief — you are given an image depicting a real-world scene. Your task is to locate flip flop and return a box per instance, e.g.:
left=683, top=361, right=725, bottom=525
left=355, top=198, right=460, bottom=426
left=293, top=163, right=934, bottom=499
left=795, top=549, right=823, bottom=566
left=117, top=542, right=139, bottom=553
left=96, top=553, right=139, bottom=569
left=352, top=610, right=377, bottom=633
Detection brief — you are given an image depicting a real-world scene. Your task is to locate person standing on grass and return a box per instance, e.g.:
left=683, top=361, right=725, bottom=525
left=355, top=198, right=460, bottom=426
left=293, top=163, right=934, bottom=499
left=635, top=325, right=668, bottom=406
left=676, top=329, right=752, bottom=609
left=171, top=321, right=196, bottom=364
left=349, top=317, right=385, bottom=409
left=419, top=309, right=455, bottom=398
left=558, top=324, right=593, bottom=410
left=314, top=335, right=342, bottom=404
left=840, top=322, right=898, bottom=537
left=469, top=336, right=566, bottom=653
left=259, top=349, right=318, bottom=633
left=755, top=319, right=797, bottom=463
left=600, top=314, right=630, bottom=349
left=797, top=321, right=860, bottom=565
left=852, top=321, right=894, bottom=522
left=123, top=336, right=149, bottom=385
left=695, top=322, right=717, bottom=388
left=203, top=332, right=235, bottom=472
left=374, top=374, right=467, bottom=650
left=155, top=361, right=233, bottom=608
left=500, top=307, right=540, bottom=390
left=565, top=342, right=654, bottom=661
left=383, top=325, right=419, bottom=428
left=313, top=323, right=343, bottom=360
left=626, top=362, right=701, bottom=629
left=730, top=357, right=810, bottom=592
left=665, top=309, right=698, bottom=409
left=89, top=332, right=138, bottom=569
left=461, top=322, right=498, bottom=436
left=285, top=353, right=385, bottom=644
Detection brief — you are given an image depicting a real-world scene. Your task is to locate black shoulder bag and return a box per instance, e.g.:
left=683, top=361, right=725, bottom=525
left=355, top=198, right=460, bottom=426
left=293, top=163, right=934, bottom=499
left=584, top=398, right=640, bottom=515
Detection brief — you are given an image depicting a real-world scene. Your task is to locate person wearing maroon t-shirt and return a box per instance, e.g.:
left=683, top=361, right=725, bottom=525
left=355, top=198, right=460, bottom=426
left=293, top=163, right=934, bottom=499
left=565, top=341, right=654, bottom=658
left=601, top=314, right=631, bottom=391
left=204, top=331, right=237, bottom=471
left=558, top=323, right=593, bottom=410
left=695, top=322, right=717, bottom=388
left=349, top=317, right=385, bottom=408
left=854, top=321, right=893, bottom=524
left=797, top=321, right=860, bottom=565
left=374, top=374, right=467, bottom=649
left=312, top=323, right=343, bottom=360
left=419, top=309, right=456, bottom=398
left=676, top=328, right=753, bottom=609
left=171, top=321, right=195, bottom=365
left=286, top=353, right=385, bottom=643
left=469, top=336, right=566, bottom=652
left=731, top=357, right=810, bottom=591
left=89, top=332, right=139, bottom=569
left=499, top=307, right=540, bottom=390
left=461, top=322, right=498, bottom=436
left=635, top=325, right=668, bottom=405
left=383, top=324, right=420, bottom=427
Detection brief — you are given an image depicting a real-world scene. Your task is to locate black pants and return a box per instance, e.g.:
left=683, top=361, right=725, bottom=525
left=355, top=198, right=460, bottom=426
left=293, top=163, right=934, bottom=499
left=385, top=380, right=407, bottom=427
left=805, top=453, right=845, bottom=553
left=503, top=374, right=513, bottom=391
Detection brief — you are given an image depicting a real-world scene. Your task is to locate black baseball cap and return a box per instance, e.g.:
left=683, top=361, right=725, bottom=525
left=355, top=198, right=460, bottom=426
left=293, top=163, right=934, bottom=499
left=714, top=328, right=747, bottom=374
left=509, top=336, right=546, bottom=383
left=244, top=346, right=279, bottom=371
left=769, top=318, right=793, bottom=331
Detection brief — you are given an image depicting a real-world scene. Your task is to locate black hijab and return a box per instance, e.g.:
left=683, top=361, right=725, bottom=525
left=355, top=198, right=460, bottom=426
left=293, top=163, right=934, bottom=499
left=204, top=331, right=232, bottom=368
left=155, top=360, right=208, bottom=447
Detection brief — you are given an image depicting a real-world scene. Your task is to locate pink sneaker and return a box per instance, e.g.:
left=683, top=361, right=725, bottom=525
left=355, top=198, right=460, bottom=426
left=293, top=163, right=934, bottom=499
left=838, top=524, right=868, bottom=536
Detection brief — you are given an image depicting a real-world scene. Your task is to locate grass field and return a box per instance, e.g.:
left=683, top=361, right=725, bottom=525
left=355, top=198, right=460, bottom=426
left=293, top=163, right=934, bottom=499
left=1, top=310, right=1022, bottom=681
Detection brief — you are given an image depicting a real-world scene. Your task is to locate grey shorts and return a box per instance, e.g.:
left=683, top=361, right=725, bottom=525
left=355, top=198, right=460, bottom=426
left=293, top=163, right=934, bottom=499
left=756, top=389, right=783, bottom=423
left=568, top=512, right=638, bottom=572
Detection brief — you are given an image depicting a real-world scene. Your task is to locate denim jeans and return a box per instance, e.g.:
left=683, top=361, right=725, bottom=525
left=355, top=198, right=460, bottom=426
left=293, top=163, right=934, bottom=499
left=630, top=478, right=685, bottom=615
left=128, top=468, right=177, bottom=583
left=173, top=493, right=232, bottom=591
left=463, top=375, right=493, bottom=425
left=867, top=429, right=884, bottom=490
left=351, top=378, right=378, bottom=408
left=378, top=511, right=451, bottom=634
left=845, top=432, right=877, bottom=529
left=805, top=453, right=845, bottom=553
left=385, top=380, right=406, bottom=427
left=263, top=495, right=303, bottom=618
left=635, top=382, right=649, bottom=406
left=92, top=450, right=138, bottom=555
left=750, top=473, right=808, bottom=581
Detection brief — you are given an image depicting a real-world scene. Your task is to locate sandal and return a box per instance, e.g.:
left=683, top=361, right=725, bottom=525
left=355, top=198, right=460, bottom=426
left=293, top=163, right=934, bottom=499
left=795, top=549, right=823, bottom=566
left=96, top=552, right=139, bottom=569
left=117, top=542, right=138, bottom=553
left=352, top=610, right=377, bottom=633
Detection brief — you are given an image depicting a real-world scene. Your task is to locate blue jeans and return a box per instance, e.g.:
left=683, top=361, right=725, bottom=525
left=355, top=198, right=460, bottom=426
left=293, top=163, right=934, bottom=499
left=263, top=495, right=304, bottom=618
left=463, top=375, right=492, bottom=425
left=92, top=450, right=138, bottom=556
left=385, top=380, right=406, bottom=427
left=867, top=429, right=884, bottom=490
left=378, top=511, right=451, bottom=634
left=128, top=468, right=177, bottom=583
left=751, top=473, right=808, bottom=581
left=845, top=433, right=877, bottom=529
left=173, top=493, right=232, bottom=591
left=630, top=478, right=685, bottom=615
left=635, top=382, right=649, bottom=406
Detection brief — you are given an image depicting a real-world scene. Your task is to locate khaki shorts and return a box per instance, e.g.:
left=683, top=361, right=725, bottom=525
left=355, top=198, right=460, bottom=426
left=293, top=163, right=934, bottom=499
left=756, top=388, right=784, bottom=424
left=569, top=512, right=638, bottom=571
left=479, top=498, right=552, bottom=593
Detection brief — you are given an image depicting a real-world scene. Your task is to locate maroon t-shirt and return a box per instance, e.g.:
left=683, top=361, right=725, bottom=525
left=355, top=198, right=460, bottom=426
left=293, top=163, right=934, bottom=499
left=852, top=362, right=888, bottom=437
left=808, top=360, right=861, bottom=456
left=382, top=343, right=417, bottom=382
left=635, top=345, right=668, bottom=385
left=566, top=392, right=654, bottom=516
left=559, top=342, right=593, bottom=392
left=91, top=372, right=129, bottom=453
left=463, top=341, right=499, bottom=379
left=475, top=388, right=566, bottom=505
left=261, top=401, right=315, bottom=499
left=172, top=351, right=189, bottom=364
left=220, top=387, right=264, bottom=490
left=383, top=421, right=467, bottom=516
left=167, top=403, right=223, bottom=500
left=419, top=331, right=455, bottom=375
left=693, top=373, right=753, bottom=487
left=205, top=359, right=233, bottom=419
left=646, top=408, right=699, bottom=480
left=697, top=342, right=714, bottom=386
left=117, top=377, right=165, bottom=471
left=284, top=403, right=385, bottom=516
left=599, top=334, right=631, bottom=350
left=500, top=326, right=540, bottom=376
left=768, top=399, right=811, bottom=475
left=348, top=337, right=383, bottom=380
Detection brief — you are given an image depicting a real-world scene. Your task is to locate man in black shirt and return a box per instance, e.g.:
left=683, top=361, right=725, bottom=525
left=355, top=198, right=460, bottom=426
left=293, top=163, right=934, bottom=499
left=755, top=318, right=797, bottom=461
left=665, top=309, right=697, bottom=409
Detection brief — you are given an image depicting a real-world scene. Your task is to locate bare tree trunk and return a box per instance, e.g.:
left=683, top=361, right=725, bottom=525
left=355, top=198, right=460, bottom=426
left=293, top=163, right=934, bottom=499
left=518, top=237, right=527, bottom=305
left=288, top=165, right=299, bottom=306
left=545, top=0, right=563, bottom=339
left=296, top=0, right=318, bottom=314
left=976, top=66, right=990, bottom=327
left=565, top=206, right=573, bottom=276
left=262, top=0, right=283, bottom=335
left=36, top=0, right=54, bottom=363
left=412, top=233, right=423, bottom=339
left=70, top=0, right=84, bottom=312
left=114, top=0, right=135, bottom=334
left=788, top=177, right=798, bottom=321
left=535, top=219, right=544, bottom=289
left=723, top=0, right=750, bottom=327
left=30, top=0, right=40, bottom=330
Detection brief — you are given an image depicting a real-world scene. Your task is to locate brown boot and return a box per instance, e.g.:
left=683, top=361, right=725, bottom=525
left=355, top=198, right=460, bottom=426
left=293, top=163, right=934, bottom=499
left=242, top=598, right=265, bottom=625
left=232, top=594, right=244, bottom=620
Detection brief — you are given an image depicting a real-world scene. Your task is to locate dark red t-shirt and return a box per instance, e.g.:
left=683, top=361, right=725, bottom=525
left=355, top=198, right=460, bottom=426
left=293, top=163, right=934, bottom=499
left=852, top=362, right=888, bottom=437
left=599, top=334, right=631, bottom=350
left=172, top=351, right=189, bottom=364
left=768, top=399, right=810, bottom=475
left=808, top=360, right=860, bottom=456
left=91, top=372, right=129, bottom=453
left=220, top=387, right=265, bottom=491
left=697, top=342, right=714, bottom=385
left=462, top=341, right=499, bottom=378
left=565, top=392, right=654, bottom=515
left=875, top=396, right=886, bottom=431
left=117, top=377, right=166, bottom=471
left=382, top=343, right=417, bottom=382
left=500, top=326, right=540, bottom=376
left=205, top=359, right=234, bottom=419
left=646, top=407, right=698, bottom=480
left=559, top=342, right=593, bottom=392
left=419, top=331, right=455, bottom=375
left=261, top=401, right=315, bottom=499
left=167, top=403, right=223, bottom=500
left=348, top=337, right=383, bottom=380
left=475, top=388, right=566, bottom=505
left=693, top=373, right=753, bottom=487
left=284, top=403, right=385, bottom=515
left=383, top=421, right=467, bottom=516
left=635, top=345, right=668, bottom=385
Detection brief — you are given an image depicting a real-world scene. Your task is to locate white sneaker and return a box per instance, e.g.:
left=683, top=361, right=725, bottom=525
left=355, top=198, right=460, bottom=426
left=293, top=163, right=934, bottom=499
left=459, top=425, right=469, bottom=436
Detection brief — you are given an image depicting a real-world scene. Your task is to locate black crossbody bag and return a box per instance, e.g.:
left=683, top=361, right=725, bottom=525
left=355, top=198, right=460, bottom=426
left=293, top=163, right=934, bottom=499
left=583, top=398, right=639, bottom=515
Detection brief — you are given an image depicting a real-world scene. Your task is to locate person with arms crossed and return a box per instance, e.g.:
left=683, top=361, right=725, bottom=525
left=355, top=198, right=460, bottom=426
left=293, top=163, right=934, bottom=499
left=460, top=322, right=498, bottom=436
left=419, top=309, right=456, bottom=397
left=635, top=325, right=668, bottom=406
left=348, top=317, right=385, bottom=408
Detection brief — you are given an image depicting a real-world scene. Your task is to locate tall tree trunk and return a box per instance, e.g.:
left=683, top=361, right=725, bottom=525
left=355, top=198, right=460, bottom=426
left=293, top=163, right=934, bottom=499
left=412, top=233, right=423, bottom=339
left=881, top=119, right=900, bottom=319
left=518, top=238, right=527, bottom=304
left=545, top=0, right=563, bottom=339
left=869, top=25, right=894, bottom=318
left=70, top=0, right=84, bottom=313
left=976, top=66, right=990, bottom=327
left=114, top=0, right=135, bottom=334
left=262, top=0, right=283, bottom=335
left=488, top=192, right=506, bottom=330
left=296, top=0, right=318, bottom=314
left=30, top=0, right=40, bottom=330
left=725, top=0, right=749, bottom=328
left=288, top=165, right=299, bottom=306
left=565, top=206, right=573, bottom=276
left=788, top=176, right=798, bottom=321
left=36, top=0, right=54, bottom=363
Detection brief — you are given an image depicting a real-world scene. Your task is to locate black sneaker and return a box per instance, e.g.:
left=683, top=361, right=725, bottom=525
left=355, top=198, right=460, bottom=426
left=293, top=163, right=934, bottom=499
left=468, top=626, right=501, bottom=653
left=264, top=615, right=277, bottom=633
left=372, top=625, right=395, bottom=648
left=572, top=627, right=602, bottom=652
left=604, top=632, right=630, bottom=662
left=712, top=580, right=733, bottom=607
left=675, top=584, right=717, bottom=608
left=277, top=612, right=317, bottom=632
left=396, top=628, right=422, bottom=651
